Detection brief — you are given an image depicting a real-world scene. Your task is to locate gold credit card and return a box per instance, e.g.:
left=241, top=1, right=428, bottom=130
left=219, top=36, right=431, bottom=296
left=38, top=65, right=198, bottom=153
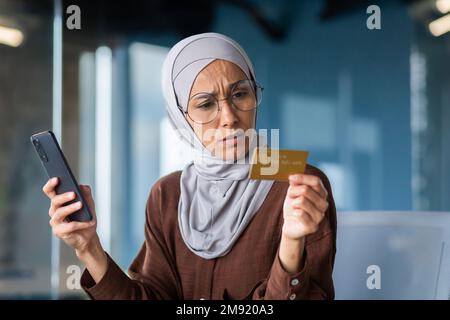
left=249, top=148, right=309, bottom=181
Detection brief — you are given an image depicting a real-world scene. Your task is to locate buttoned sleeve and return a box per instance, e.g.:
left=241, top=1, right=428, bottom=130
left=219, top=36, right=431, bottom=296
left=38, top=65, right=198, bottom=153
left=255, top=247, right=312, bottom=300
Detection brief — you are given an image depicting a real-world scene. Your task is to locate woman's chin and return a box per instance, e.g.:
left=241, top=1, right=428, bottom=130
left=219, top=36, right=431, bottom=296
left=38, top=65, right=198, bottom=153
left=213, top=146, right=248, bottom=162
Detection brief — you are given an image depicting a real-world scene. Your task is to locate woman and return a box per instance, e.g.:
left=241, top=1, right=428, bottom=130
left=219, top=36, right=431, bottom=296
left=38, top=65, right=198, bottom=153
left=42, top=33, right=336, bottom=300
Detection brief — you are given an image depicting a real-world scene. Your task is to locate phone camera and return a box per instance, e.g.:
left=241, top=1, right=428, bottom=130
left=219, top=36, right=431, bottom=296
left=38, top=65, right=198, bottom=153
left=33, top=139, right=48, bottom=162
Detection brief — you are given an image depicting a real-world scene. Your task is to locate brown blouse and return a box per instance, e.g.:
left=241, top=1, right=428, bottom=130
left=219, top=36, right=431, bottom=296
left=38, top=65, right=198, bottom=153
left=80, top=164, right=337, bottom=300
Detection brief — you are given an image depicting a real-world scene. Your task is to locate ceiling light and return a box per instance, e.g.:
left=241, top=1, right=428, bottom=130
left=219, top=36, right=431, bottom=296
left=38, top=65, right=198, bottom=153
left=429, top=13, right=450, bottom=36
left=0, top=25, right=24, bottom=47
left=436, top=0, right=450, bottom=14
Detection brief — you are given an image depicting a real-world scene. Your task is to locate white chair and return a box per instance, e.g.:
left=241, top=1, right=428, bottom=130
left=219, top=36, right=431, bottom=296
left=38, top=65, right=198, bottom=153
left=333, top=211, right=450, bottom=300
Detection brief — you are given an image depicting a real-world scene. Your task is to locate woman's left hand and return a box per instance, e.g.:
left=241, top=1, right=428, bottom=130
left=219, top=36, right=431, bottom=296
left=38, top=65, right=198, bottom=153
left=282, top=173, right=329, bottom=241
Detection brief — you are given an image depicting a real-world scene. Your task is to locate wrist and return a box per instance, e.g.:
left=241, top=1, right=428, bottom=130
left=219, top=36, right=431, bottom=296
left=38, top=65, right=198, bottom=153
left=281, top=231, right=305, bottom=244
left=279, top=234, right=305, bottom=274
left=76, top=235, right=104, bottom=263
left=280, top=234, right=305, bottom=260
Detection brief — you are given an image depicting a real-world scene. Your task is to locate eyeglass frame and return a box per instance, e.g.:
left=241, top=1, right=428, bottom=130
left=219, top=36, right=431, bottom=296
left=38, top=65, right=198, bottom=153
left=177, top=79, right=264, bottom=125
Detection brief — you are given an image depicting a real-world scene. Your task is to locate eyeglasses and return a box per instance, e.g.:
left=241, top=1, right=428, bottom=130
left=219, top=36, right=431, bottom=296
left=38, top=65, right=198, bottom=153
left=180, top=79, right=264, bottom=124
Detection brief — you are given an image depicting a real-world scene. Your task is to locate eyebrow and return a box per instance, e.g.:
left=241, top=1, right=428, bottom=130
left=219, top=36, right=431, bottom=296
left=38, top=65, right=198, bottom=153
left=191, top=79, right=246, bottom=97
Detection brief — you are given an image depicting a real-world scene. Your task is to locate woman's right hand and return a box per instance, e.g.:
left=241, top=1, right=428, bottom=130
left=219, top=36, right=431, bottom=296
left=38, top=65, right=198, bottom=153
left=42, top=177, right=99, bottom=255
left=43, top=177, right=109, bottom=284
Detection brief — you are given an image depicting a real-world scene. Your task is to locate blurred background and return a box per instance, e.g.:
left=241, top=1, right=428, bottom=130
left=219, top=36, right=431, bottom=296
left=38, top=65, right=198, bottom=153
left=0, top=0, right=449, bottom=299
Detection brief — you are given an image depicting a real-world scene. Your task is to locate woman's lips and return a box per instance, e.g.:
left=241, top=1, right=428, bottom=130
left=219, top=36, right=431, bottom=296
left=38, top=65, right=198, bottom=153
left=224, top=136, right=238, bottom=146
left=218, top=132, right=244, bottom=147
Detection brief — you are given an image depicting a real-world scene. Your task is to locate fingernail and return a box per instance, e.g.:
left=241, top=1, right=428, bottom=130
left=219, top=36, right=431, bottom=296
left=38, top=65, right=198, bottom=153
left=74, top=201, right=82, bottom=208
left=52, top=177, right=58, bottom=183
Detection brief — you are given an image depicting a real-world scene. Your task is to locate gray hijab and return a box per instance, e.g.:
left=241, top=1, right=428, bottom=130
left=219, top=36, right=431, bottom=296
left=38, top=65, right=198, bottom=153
left=161, top=32, right=274, bottom=259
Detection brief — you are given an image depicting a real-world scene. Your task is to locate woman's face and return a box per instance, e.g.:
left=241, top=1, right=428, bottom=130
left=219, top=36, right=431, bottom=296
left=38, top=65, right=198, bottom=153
left=186, top=59, right=256, bottom=161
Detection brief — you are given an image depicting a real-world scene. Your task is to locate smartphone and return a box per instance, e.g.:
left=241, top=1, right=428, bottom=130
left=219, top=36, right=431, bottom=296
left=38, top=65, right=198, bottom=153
left=30, top=130, right=92, bottom=222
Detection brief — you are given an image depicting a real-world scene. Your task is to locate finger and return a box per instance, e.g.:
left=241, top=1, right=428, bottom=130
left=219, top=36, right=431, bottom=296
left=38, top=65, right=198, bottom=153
left=53, top=220, right=95, bottom=237
left=287, top=185, right=328, bottom=212
left=51, top=191, right=76, bottom=209
left=49, top=191, right=76, bottom=219
left=50, top=201, right=83, bottom=225
left=289, top=209, right=319, bottom=234
left=289, top=174, right=328, bottom=198
left=79, top=185, right=96, bottom=219
left=42, top=177, right=59, bottom=198
left=290, top=196, right=324, bottom=224
left=79, top=185, right=92, bottom=204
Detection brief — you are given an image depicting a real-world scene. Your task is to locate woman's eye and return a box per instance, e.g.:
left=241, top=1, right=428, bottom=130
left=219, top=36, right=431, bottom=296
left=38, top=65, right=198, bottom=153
left=196, top=102, right=214, bottom=110
left=233, top=90, right=249, bottom=99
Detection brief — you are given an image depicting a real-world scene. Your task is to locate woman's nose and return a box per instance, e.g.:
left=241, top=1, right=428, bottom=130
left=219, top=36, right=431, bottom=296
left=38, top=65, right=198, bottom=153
left=218, top=99, right=238, bottom=127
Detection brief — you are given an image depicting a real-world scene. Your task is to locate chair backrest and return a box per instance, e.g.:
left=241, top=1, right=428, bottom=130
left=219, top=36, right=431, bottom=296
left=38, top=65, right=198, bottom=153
left=333, top=211, right=450, bottom=300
